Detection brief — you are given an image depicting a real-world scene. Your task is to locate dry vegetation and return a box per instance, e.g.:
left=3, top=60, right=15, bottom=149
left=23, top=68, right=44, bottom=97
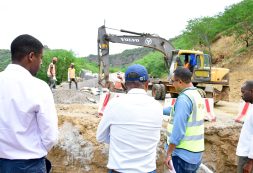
left=211, top=35, right=253, bottom=101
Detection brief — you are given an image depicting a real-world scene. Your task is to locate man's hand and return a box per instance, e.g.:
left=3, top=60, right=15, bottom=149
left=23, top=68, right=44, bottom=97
left=164, top=155, right=172, bottom=170
left=243, top=159, right=253, bottom=173
left=164, top=144, right=176, bottom=170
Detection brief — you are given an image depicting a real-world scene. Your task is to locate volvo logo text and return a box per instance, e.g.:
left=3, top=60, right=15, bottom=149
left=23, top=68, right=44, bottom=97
left=120, top=38, right=140, bottom=42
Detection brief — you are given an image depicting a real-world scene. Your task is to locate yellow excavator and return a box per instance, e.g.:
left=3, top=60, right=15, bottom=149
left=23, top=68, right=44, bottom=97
left=97, top=25, right=229, bottom=103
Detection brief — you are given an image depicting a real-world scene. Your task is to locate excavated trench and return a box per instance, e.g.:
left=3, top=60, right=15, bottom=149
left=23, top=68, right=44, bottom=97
left=48, top=81, right=243, bottom=173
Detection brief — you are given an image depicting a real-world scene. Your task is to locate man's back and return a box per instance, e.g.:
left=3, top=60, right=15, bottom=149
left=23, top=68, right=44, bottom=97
left=97, top=88, right=163, bottom=173
left=0, top=64, right=58, bottom=159
left=0, top=34, right=58, bottom=173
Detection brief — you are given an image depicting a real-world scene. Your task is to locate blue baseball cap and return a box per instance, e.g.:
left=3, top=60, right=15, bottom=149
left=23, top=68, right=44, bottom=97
left=125, top=64, right=149, bottom=82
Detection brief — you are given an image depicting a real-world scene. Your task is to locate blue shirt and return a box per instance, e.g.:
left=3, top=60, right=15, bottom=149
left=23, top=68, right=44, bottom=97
left=167, top=89, right=202, bottom=164
left=190, top=54, right=197, bottom=66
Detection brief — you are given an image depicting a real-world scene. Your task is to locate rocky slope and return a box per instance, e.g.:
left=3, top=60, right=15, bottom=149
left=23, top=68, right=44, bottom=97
left=210, top=35, right=253, bottom=101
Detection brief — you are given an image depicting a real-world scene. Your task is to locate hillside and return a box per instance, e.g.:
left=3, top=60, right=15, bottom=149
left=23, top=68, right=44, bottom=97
left=87, top=47, right=152, bottom=67
left=209, top=35, right=253, bottom=102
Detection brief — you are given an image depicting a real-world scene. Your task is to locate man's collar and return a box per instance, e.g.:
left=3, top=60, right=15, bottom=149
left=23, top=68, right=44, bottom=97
left=6, top=64, right=32, bottom=76
left=127, top=88, right=147, bottom=95
left=180, top=86, right=196, bottom=94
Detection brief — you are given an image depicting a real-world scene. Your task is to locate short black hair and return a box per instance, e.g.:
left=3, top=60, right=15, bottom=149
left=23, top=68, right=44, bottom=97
left=173, top=67, right=192, bottom=84
left=11, top=34, right=43, bottom=62
left=244, top=80, right=253, bottom=90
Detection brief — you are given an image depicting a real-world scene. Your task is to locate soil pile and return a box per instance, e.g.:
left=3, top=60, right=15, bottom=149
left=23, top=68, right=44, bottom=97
left=48, top=104, right=107, bottom=173
left=53, top=79, right=100, bottom=104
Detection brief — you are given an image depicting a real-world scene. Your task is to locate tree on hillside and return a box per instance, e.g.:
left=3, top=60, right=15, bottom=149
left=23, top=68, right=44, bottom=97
left=173, top=0, right=253, bottom=56
left=185, top=17, right=218, bottom=57
left=234, top=18, right=253, bottom=47
left=221, top=0, right=253, bottom=47
left=134, top=51, right=165, bottom=77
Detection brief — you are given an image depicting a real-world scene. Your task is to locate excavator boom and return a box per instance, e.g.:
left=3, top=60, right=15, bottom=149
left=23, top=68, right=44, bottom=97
left=97, top=25, right=175, bottom=87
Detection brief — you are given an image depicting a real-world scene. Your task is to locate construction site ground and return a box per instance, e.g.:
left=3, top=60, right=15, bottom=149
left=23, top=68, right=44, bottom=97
left=47, top=77, right=242, bottom=173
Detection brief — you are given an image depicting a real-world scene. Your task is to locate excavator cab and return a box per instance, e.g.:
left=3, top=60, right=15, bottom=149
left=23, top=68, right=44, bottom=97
left=192, top=53, right=212, bottom=83
left=173, top=50, right=211, bottom=82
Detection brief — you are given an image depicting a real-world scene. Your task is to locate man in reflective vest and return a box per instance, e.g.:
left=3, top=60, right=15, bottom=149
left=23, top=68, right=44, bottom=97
left=68, top=63, right=78, bottom=90
left=164, top=67, right=205, bottom=173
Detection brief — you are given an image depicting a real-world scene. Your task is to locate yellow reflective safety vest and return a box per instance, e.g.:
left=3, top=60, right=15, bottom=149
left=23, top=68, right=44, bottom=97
left=68, top=68, right=76, bottom=79
left=167, top=88, right=205, bottom=152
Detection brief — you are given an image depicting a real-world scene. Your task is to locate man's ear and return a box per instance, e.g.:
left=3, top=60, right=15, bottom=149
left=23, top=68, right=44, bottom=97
left=144, top=81, right=149, bottom=91
left=27, top=52, right=35, bottom=62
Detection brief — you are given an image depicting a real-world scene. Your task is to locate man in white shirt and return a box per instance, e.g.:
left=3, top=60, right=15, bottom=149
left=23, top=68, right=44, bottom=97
left=0, top=34, right=58, bottom=173
left=236, top=80, right=253, bottom=173
left=96, top=64, right=163, bottom=173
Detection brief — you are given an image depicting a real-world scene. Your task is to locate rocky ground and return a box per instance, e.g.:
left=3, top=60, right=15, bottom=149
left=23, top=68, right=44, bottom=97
left=46, top=76, right=244, bottom=173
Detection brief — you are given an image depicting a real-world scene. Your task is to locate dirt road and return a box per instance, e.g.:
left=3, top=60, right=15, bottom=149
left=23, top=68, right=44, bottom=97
left=58, top=79, right=242, bottom=121
left=214, top=101, right=239, bottom=120
left=159, top=92, right=241, bottom=123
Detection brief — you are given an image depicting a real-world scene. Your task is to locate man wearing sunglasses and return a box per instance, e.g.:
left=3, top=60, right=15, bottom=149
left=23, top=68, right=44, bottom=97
left=164, top=67, right=205, bottom=173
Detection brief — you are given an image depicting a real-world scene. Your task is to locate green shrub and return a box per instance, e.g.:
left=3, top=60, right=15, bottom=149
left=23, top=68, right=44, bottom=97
left=37, top=49, right=97, bottom=84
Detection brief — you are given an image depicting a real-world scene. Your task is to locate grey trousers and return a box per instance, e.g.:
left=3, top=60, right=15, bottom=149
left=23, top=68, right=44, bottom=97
left=237, top=156, right=253, bottom=173
left=48, top=77, right=56, bottom=90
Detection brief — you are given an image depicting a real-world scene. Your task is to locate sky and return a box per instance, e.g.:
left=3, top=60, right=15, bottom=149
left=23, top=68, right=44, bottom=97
left=0, top=0, right=242, bottom=57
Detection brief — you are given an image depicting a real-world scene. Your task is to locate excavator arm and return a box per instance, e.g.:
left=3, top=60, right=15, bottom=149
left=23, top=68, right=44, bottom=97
left=97, top=25, right=175, bottom=87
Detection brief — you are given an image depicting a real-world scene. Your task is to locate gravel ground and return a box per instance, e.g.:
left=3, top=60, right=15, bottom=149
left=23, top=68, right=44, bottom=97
left=53, top=77, right=240, bottom=125
left=53, top=78, right=101, bottom=104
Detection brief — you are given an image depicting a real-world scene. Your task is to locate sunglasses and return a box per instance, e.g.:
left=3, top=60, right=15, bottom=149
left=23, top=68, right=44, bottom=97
left=170, top=79, right=180, bottom=83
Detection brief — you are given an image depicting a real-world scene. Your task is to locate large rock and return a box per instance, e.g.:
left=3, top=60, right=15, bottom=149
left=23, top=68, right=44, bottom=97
left=203, top=122, right=242, bottom=173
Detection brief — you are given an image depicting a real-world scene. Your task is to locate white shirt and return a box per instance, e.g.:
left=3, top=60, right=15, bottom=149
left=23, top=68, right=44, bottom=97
left=96, top=89, right=163, bottom=173
left=236, top=104, right=253, bottom=159
left=0, top=64, right=58, bottom=159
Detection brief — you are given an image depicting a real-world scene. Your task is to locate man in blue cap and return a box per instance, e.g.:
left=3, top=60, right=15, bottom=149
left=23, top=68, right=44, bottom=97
left=96, top=64, right=163, bottom=173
